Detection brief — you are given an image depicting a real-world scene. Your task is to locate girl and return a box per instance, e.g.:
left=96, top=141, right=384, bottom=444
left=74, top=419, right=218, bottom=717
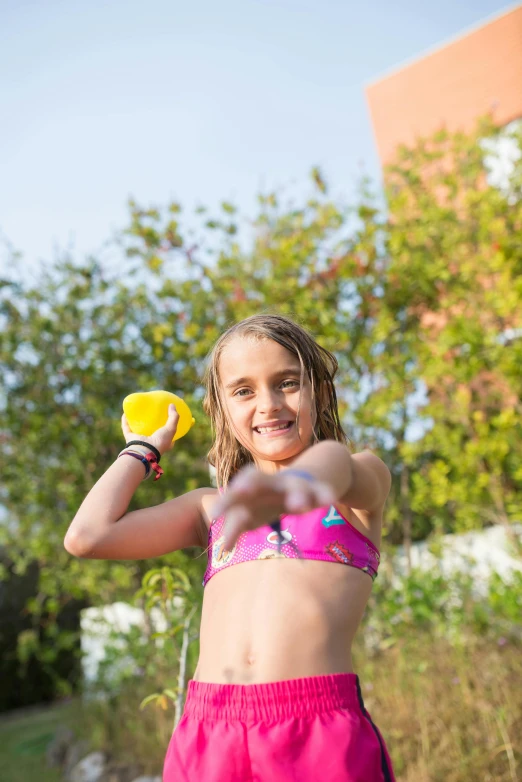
left=65, top=314, right=395, bottom=782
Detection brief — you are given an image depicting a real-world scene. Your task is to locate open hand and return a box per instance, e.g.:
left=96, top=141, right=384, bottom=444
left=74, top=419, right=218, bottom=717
left=212, top=465, right=336, bottom=549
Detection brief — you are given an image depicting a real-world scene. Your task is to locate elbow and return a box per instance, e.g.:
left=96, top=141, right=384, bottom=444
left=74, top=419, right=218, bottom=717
left=64, top=529, right=93, bottom=558
left=318, top=440, right=353, bottom=467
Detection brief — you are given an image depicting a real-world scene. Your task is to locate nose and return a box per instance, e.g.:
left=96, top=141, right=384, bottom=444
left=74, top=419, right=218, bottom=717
left=257, top=386, right=283, bottom=415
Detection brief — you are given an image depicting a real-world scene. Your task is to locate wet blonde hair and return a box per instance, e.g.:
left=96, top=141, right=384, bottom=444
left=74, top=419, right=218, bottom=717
left=202, top=314, right=351, bottom=489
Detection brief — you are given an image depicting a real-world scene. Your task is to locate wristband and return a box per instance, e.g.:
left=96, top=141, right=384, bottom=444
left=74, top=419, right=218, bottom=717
left=125, top=440, right=162, bottom=463
left=117, top=446, right=153, bottom=462
left=118, top=449, right=164, bottom=481
left=281, top=469, right=315, bottom=482
left=118, top=450, right=151, bottom=479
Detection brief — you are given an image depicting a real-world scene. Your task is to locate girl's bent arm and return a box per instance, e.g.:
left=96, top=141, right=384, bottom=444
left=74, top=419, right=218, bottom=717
left=64, top=456, right=208, bottom=559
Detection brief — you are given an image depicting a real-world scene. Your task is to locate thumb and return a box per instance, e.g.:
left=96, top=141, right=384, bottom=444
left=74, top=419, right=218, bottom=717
left=167, top=403, right=180, bottom=426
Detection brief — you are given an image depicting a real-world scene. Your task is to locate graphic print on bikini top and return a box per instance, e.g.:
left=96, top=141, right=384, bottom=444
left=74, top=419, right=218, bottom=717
left=202, top=504, right=380, bottom=587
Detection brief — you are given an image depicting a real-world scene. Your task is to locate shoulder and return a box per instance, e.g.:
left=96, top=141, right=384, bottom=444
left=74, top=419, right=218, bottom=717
left=338, top=449, right=391, bottom=539
left=350, top=450, right=392, bottom=497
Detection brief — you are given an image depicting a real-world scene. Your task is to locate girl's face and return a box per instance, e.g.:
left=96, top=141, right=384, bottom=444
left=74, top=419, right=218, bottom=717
left=219, top=336, right=317, bottom=471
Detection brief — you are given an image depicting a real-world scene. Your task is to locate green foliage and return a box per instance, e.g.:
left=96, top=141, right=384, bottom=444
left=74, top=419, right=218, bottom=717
left=0, top=118, right=521, bottom=700
left=85, top=563, right=201, bottom=696
left=380, top=118, right=522, bottom=540
left=487, top=570, right=522, bottom=625
left=364, top=565, right=522, bottom=650
left=0, top=253, right=210, bottom=688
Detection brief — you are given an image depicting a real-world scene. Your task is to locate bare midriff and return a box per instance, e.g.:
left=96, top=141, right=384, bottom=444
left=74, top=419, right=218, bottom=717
left=193, top=557, right=374, bottom=685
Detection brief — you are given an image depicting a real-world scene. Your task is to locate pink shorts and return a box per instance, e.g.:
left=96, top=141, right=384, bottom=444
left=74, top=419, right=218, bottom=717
left=163, top=673, right=395, bottom=781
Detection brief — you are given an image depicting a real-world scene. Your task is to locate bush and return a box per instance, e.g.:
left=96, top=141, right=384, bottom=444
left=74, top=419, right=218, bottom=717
left=363, top=564, right=522, bottom=650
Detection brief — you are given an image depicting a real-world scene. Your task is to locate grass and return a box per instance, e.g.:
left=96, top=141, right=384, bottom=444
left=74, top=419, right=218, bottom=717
left=0, top=700, right=81, bottom=782
left=3, top=636, right=520, bottom=781
left=353, top=635, right=522, bottom=781
left=85, top=635, right=522, bottom=781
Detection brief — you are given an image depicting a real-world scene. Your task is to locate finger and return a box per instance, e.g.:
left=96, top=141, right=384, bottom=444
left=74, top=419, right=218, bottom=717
left=285, top=481, right=336, bottom=513
left=223, top=505, right=251, bottom=549
left=213, top=494, right=247, bottom=521
left=315, top=482, right=337, bottom=506
left=223, top=528, right=239, bottom=551
left=121, top=413, right=131, bottom=434
left=285, top=485, right=315, bottom=513
left=152, top=406, right=179, bottom=442
left=212, top=481, right=261, bottom=518
left=231, top=467, right=262, bottom=492
left=216, top=488, right=281, bottom=523
left=210, top=496, right=224, bottom=519
left=164, top=404, right=180, bottom=429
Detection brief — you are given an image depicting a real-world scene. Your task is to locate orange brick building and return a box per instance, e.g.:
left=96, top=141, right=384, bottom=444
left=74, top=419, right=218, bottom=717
left=366, top=4, right=522, bottom=166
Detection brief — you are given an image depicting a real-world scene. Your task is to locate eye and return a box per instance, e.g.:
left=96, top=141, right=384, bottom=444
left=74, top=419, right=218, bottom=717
left=233, top=380, right=299, bottom=398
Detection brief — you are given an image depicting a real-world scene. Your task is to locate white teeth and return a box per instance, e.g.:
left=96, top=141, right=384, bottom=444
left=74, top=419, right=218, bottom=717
left=256, top=422, right=291, bottom=433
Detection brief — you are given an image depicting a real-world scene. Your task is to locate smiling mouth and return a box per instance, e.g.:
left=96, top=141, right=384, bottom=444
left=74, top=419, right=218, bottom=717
left=254, top=421, right=294, bottom=435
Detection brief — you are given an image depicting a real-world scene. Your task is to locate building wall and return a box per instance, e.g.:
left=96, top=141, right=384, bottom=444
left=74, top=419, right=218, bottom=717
left=366, top=5, right=522, bottom=166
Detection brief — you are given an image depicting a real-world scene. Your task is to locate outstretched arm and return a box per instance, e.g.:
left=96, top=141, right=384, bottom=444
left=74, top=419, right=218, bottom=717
left=212, top=440, right=391, bottom=549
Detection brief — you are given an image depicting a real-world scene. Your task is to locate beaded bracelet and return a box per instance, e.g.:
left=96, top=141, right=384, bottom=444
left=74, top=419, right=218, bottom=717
left=118, top=448, right=164, bottom=482
left=118, top=445, right=152, bottom=459
left=118, top=450, right=152, bottom=479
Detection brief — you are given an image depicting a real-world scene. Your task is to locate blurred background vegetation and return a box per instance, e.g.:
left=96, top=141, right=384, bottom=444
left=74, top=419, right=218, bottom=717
left=0, top=118, right=521, bottom=780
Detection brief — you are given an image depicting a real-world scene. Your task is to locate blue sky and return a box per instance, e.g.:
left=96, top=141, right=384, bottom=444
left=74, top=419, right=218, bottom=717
left=0, top=0, right=513, bottom=276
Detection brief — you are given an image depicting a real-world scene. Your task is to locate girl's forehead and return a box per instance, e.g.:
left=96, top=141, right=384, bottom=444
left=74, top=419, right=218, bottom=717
left=218, top=336, right=300, bottom=377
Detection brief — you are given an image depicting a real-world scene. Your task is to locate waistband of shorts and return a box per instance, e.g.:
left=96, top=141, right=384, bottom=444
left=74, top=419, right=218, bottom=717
left=183, top=672, right=363, bottom=722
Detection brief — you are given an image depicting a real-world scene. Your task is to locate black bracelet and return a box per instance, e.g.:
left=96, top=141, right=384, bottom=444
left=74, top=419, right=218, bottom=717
left=125, top=440, right=161, bottom=462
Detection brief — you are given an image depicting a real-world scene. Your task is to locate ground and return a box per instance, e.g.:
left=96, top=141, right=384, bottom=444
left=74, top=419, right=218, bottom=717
left=0, top=700, right=79, bottom=782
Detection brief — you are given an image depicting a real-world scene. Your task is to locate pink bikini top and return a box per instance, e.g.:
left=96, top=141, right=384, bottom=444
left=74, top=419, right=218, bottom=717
left=202, top=501, right=380, bottom=588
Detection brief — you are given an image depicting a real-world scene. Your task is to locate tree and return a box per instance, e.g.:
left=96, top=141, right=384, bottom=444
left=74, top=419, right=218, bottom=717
left=383, top=120, right=522, bottom=541
left=0, top=118, right=520, bottom=703
left=0, top=254, right=210, bottom=703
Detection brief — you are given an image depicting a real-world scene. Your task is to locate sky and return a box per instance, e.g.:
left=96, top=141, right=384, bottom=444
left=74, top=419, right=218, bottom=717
left=0, top=0, right=515, bottom=278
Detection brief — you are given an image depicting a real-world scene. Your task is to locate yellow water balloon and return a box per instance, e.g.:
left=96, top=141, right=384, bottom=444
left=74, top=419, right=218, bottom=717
left=123, top=390, right=195, bottom=443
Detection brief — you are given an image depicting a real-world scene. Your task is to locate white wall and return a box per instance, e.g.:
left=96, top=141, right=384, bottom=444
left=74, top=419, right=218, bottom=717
left=384, top=523, right=522, bottom=595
